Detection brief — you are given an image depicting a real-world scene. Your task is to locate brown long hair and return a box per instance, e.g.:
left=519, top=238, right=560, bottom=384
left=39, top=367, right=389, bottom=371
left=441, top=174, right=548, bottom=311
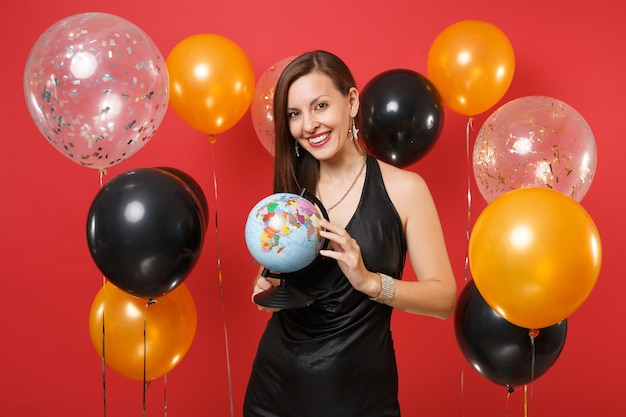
left=272, top=50, right=358, bottom=194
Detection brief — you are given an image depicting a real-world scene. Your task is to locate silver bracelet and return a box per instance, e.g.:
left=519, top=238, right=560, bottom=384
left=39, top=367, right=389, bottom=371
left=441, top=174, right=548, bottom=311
left=369, top=273, right=396, bottom=304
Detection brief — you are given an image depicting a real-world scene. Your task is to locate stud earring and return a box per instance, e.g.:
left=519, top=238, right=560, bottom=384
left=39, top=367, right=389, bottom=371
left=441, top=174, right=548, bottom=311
left=350, top=118, right=359, bottom=141
left=295, top=141, right=300, bottom=157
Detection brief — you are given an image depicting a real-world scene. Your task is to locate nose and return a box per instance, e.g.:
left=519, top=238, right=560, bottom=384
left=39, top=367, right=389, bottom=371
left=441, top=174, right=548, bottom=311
left=303, top=112, right=319, bottom=133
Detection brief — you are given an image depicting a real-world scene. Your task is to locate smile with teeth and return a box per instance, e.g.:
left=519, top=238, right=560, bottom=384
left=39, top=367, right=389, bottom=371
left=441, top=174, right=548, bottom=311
left=307, top=132, right=330, bottom=145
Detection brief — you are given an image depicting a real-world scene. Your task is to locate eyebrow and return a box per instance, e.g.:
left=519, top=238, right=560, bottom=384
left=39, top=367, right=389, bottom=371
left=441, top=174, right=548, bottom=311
left=287, top=94, right=330, bottom=111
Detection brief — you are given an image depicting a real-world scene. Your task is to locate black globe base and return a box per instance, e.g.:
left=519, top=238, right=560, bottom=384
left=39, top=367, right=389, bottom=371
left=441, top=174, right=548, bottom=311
left=253, top=278, right=314, bottom=309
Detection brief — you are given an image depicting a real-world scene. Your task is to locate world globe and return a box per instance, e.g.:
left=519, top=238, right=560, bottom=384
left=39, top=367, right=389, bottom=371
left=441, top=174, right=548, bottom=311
left=245, top=192, right=324, bottom=273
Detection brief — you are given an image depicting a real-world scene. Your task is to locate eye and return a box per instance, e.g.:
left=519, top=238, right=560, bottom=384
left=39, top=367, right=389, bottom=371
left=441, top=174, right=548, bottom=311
left=314, top=102, right=328, bottom=111
left=287, top=110, right=301, bottom=119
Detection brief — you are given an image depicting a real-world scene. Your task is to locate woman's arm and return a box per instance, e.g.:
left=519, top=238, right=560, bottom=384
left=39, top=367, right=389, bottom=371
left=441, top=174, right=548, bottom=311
left=380, top=163, right=457, bottom=318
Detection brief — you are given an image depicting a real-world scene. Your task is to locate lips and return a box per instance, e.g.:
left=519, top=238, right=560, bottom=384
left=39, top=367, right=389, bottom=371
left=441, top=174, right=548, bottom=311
left=307, top=132, right=331, bottom=147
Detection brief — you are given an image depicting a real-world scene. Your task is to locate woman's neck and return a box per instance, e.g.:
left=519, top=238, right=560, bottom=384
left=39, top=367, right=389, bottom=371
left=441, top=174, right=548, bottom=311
left=318, top=148, right=367, bottom=183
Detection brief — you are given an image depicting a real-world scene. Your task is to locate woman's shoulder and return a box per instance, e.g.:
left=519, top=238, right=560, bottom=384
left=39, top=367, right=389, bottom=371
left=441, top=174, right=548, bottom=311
left=376, top=158, right=428, bottom=192
left=375, top=158, right=434, bottom=219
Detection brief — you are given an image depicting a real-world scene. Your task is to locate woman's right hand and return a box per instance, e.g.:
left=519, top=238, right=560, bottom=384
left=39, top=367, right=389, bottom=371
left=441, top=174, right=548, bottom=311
left=252, top=275, right=282, bottom=313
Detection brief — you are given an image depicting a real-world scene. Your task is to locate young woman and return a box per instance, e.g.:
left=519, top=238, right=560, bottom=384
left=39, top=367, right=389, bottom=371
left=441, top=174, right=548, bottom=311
left=244, top=50, right=457, bottom=417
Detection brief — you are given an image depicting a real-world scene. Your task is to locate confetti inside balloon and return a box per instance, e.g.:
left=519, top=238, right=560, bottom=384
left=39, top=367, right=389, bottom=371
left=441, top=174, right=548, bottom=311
left=251, top=56, right=294, bottom=156
left=23, top=12, right=169, bottom=169
left=473, top=96, right=597, bottom=203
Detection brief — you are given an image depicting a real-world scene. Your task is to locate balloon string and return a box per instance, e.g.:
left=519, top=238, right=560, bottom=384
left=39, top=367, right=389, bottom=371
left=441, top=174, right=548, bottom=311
left=163, top=373, right=168, bottom=417
left=101, top=279, right=107, bottom=417
left=460, top=368, right=465, bottom=417
left=464, top=117, right=474, bottom=283
left=222, top=314, right=234, bottom=416
left=211, top=142, right=234, bottom=417
left=523, top=385, right=528, bottom=417
left=143, top=299, right=156, bottom=417
left=527, top=329, right=539, bottom=417
left=505, top=385, right=514, bottom=417
left=99, top=169, right=107, bottom=417
left=212, top=145, right=224, bottom=299
left=99, top=168, right=107, bottom=188
left=460, top=118, right=473, bottom=417
left=529, top=329, right=537, bottom=384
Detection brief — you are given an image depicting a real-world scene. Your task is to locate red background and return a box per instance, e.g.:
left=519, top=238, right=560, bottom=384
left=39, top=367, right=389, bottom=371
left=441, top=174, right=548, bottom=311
left=1, top=1, right=623, bottom=416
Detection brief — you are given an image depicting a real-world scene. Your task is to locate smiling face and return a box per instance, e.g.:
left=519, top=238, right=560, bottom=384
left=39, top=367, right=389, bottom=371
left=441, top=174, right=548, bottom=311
left=287, top=71, right=359, bottom=160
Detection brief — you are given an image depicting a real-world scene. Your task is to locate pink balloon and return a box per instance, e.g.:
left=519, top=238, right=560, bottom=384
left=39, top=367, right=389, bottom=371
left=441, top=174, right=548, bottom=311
left=250, top=56, right=294, bottom=156
left=473, top=96, right=597, bottom=203
left=24, top=13, right=169, bottom=169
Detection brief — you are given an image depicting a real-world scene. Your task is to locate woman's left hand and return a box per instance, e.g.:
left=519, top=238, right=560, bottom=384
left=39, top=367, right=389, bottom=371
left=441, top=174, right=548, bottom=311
left=318, top=219, right=377, bottom=295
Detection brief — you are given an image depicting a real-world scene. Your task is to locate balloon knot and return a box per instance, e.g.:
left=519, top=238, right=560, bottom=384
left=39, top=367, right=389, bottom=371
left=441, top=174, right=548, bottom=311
left=208, top=135, right=217, bottom=144
left=528, top=328, right=540, bottom=338
left=507, top=385, right=515, bottom=394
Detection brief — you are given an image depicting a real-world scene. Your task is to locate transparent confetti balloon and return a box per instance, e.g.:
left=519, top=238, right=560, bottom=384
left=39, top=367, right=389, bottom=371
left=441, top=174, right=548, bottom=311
left=250, top=56, right=294, bottom=156
left=23, top=12, right=169, bottom=169
left=473, top=96, right=597, bottom=203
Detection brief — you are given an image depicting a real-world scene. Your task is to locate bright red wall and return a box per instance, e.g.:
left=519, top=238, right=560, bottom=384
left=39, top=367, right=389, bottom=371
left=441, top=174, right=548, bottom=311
left=1, top=1, right=623, bottom=416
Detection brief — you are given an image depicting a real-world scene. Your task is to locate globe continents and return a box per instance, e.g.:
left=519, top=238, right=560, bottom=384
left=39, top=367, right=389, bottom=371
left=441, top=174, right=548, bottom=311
left=245, top=193, right=324, bottom=273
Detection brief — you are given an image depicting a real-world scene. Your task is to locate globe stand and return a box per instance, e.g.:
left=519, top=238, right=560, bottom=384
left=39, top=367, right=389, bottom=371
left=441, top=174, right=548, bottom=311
left=253, top=268, right=315, bottom=308
left=251, top=188, right=328, bottom=310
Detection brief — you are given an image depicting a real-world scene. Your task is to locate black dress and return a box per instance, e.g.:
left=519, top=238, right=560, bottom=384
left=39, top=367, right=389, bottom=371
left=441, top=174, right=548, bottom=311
left=244, top=156, right=407, bottom=417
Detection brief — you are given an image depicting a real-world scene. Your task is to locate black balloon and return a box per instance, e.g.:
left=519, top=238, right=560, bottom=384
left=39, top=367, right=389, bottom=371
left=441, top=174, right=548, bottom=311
left=87, top=168, right=205, bottom=298
left=360, top=69, right=444, bottom=168
left=156, top=166, right=209, bottom=229
left=454, top=280, right=567, bottom=388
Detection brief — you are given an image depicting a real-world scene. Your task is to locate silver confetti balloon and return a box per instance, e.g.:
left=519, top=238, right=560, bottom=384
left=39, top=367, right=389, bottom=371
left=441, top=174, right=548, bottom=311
left=24, top=12, right=169, bottom=169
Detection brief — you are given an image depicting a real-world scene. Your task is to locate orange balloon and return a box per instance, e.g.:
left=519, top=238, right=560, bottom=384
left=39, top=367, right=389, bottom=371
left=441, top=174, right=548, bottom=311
left=469, top=188, right=602, bottom=329
left=166, top=34, right=255, bottom=135
left=88, top=282, right=197, bottom=381
left=427, top=20, right=515, bottom=116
